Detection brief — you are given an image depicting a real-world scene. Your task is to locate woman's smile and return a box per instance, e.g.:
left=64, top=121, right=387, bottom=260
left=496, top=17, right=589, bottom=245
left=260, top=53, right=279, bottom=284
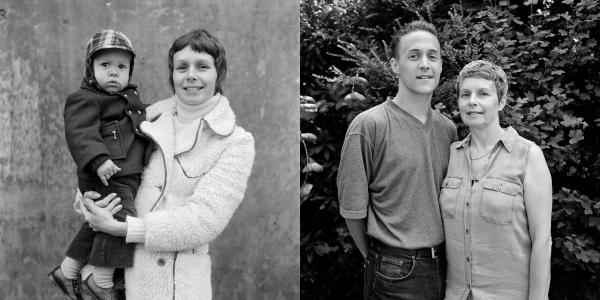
left=183, top=86, right=203, bottom=91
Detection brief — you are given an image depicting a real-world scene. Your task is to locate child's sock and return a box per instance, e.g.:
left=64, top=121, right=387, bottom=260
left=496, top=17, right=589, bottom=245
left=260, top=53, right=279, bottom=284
left=60, top=256, right=83, bottom=279
left=81, top=264, right=94, bottom=282
left=92, top=266, right=115, bottom=289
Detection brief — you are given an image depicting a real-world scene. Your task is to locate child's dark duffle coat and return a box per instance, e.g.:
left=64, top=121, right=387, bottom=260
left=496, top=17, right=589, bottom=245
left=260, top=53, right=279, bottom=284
left=64, top=79, right=152, bottom=181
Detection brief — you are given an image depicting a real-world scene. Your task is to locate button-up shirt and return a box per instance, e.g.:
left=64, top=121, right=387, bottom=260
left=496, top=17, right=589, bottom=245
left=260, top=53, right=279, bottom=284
left=440, top=127, right=534, bottom=300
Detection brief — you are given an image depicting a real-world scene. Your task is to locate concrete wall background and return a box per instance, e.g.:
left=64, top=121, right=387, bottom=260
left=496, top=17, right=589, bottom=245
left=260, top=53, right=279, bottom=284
left=0, top=1, right=299, bottom=299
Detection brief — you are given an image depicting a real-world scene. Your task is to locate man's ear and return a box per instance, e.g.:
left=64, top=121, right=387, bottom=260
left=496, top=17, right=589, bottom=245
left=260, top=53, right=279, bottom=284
left=390, top=57, right=399, bottom=75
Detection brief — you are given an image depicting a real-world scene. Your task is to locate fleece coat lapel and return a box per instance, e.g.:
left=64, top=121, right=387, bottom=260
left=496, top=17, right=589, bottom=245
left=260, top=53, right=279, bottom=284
left=139, top=110, right=175, bottom=212
left=139, top=94, right=237, bottom=211
left=203, top=94, right=236, bottom=137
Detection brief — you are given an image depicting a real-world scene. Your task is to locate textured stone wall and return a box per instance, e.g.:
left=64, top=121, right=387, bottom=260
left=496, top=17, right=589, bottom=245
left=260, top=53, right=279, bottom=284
left=0, top=1, right=299, bottom=299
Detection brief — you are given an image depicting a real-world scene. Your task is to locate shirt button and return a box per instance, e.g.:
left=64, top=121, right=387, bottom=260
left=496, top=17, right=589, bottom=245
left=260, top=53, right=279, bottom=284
left=157, top=258, right=165, bottom=266
left=134, top=91, right=138, bottom=95
left=128, top=110, right=132, bottom=114
left=466, top=202, right=470, bottom=207
left=499, top=184, right=503, bottom=190
left=124, top=94, right=128, bottom=97
left=137, top=110, right=142, bottom=114
left=465, top=229, right=469, bottom=234
left=135, top=128, right=140, bottom=133
left=466, top=257, right=471, bottom=262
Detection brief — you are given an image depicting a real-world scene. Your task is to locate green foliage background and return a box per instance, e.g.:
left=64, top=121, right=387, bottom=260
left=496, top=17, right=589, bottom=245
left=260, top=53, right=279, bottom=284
left=300, top=0, right=600, bottom=299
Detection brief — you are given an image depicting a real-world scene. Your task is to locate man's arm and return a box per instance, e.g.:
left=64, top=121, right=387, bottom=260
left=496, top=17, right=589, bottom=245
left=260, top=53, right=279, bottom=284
left=337, top=114, right=374, bottom=258
left=346, top=218, right=368, bottom=258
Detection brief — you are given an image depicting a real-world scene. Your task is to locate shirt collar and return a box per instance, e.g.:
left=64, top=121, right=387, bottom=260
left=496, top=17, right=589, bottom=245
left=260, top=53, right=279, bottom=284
left=455, top=126, right=518, bottom=153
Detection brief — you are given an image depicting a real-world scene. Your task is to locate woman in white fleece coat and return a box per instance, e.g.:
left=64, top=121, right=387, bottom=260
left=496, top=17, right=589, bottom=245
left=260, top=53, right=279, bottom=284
left=79, top=29, right=255, bottom=300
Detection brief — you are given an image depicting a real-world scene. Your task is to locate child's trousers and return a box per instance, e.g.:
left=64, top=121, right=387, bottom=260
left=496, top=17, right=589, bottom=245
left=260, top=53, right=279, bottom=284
left=65, top=174, right=139, bottom=267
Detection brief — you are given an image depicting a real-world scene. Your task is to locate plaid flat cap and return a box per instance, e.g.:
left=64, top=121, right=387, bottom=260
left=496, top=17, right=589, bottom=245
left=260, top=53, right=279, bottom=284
left=86, top=29, right=135, bottom=59
left=84, top=29, right=135, bottom=87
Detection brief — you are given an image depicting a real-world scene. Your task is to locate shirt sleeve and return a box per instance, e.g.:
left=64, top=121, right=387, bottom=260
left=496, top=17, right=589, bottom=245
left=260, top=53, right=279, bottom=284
left=337, top=115, right=374, bottom=219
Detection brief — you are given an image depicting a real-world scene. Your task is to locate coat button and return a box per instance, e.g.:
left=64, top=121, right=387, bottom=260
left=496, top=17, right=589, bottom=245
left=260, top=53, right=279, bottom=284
left=135, top=128, right=139, bottom=133
left=128, top=110, right=132, bottom=114
left=157, top=258, right=165, bottom=266
left=134, top=91, right=138, bottom=95
left=498, top=185, right=503, bottom=190
left=124, top=94, right=128, bottom=97
left=137, top=110, right=142, bottom=114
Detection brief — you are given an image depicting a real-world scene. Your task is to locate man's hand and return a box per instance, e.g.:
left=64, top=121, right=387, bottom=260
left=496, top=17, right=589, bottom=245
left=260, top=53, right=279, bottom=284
left=96, top=159, right=121, bottom=186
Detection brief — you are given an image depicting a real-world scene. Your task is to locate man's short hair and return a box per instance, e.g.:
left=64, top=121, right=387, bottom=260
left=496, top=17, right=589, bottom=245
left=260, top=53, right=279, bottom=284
left=391, top=20, right=439, bottom=59
left=456, top=60, right=509, bottom=103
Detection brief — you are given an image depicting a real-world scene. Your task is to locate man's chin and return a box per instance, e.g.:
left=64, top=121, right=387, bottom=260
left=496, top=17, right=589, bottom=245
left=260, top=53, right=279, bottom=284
left=414, top=87, right=436, bottom=95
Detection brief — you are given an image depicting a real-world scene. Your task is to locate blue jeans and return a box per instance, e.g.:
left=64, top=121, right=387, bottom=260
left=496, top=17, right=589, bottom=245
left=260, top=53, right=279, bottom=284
left=364, top=240, right=446, bottom=300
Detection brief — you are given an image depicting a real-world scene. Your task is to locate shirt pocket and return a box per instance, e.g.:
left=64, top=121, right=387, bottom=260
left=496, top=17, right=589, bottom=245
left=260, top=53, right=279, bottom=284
left=101, top=120, right=126, bottom=160
left=480, top=178, right=520, bottom=225
left=439, top=177, right=463, bottom=218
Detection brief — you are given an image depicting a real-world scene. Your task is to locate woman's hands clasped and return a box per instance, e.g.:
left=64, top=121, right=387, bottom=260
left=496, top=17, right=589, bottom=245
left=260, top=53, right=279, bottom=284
left=80, top=191, right=128, bottom=237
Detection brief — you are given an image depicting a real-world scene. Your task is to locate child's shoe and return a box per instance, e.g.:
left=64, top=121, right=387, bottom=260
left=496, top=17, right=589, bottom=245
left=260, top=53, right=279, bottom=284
left=81, top=274, right=119, bottom=300
left=48, top=266, right=83, bottom=300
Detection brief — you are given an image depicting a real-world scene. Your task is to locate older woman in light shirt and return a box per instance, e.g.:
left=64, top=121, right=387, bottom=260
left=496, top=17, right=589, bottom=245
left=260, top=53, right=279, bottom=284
left=439, top=60, right=552, bottom=300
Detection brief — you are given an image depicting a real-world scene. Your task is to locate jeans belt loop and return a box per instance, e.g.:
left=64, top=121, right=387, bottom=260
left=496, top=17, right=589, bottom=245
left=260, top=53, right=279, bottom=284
left=431, top=247, right=438, bottom=259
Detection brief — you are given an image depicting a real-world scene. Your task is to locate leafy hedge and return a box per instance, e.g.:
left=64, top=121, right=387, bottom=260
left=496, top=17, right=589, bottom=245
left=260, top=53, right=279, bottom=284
left=301, top=1, right=600, bottom=299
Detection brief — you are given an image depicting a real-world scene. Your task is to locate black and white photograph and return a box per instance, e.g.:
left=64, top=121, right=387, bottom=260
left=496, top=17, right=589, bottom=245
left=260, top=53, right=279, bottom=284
left=0, top=1, right=298, bottom=299
left=2, top=0, right=600, bottom=299
left=300, top=1, right=599, bottom=299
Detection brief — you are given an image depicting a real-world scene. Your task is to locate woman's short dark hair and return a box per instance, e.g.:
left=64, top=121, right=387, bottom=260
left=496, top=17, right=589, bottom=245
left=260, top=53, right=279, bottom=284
left=168, top=29, right=227, bottom=95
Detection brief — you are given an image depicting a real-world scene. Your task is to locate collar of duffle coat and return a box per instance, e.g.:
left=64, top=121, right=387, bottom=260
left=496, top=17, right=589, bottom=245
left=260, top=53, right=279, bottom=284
left=142, top=93, right=237, bottom=153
